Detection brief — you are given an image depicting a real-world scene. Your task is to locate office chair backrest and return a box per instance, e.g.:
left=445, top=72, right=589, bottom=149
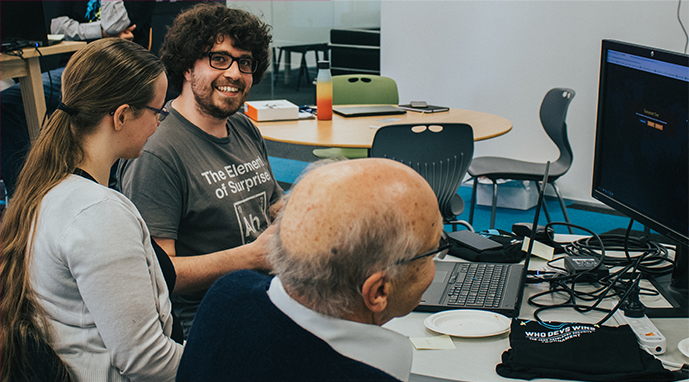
left=370, top=123, right=474, bottom=220
left=540, top=88, right=575, bottom=177
left=332, top=75, right=399, bottom=105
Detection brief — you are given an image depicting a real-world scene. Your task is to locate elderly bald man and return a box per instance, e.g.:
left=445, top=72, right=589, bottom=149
left=176, top=158, right=444, bottom=382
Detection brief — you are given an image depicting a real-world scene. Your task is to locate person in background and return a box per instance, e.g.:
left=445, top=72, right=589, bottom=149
left=49, top=0, right=135, bottom=42
left=177, top=158, right=444, bottom=382
left=118, top=2, right=283, bottom=338
left=1, top=0, right=155, bottom=197
left=1, top=38, right=183, bottom=382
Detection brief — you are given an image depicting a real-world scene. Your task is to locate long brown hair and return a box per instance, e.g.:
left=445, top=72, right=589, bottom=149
left=1, top=38, right=164, bottom=382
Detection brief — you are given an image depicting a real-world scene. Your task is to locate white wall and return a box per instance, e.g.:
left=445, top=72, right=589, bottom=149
left=381, top=0, right=688, bottom=204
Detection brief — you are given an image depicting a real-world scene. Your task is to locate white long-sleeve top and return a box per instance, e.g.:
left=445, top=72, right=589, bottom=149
left=50, top=1, right=131, bottom=41
left=30, top=175, right=183, bottom=382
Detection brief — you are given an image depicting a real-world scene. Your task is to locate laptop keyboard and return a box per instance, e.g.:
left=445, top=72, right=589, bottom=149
left=446, top=263, right=509, bottom=308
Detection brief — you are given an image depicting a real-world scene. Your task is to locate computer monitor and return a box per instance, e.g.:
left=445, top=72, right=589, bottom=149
left=592, top=39, right=688, bottom=317
left=1, top=1, right=49, bottom=52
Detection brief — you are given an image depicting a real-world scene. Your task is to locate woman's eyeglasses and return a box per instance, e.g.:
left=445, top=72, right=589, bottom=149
left=146, top=105, right=169, bottom=122
left=109, top=106, right=170, bottom=123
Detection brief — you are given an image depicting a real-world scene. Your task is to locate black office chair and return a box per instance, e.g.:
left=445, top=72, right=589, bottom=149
left=467, top=88, right=575, bottom=232
left=370, top=123, right=475, bottom=231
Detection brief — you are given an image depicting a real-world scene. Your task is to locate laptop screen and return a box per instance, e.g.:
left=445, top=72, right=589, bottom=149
left=1, top=1, right=49, bottom=51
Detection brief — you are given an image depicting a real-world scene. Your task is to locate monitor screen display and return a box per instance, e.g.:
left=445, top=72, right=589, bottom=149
left=592, top=39, right=689, bottom=247
left=0, top=1, right=49, bottom=50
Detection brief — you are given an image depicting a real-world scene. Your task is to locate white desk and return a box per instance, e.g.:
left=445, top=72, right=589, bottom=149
left=384, top=247, right=689, bottom=382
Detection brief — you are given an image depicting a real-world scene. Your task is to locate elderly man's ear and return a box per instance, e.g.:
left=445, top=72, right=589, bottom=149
left=361, top=271, right=390, bottom=314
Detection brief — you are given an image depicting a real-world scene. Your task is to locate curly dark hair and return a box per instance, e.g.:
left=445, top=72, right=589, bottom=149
left=159, top=2, right=272, bottom=92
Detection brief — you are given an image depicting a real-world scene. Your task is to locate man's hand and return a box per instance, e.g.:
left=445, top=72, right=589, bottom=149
left=249, top=224, right=277, bottom=272
left=103, top=24, right=136, bottom=40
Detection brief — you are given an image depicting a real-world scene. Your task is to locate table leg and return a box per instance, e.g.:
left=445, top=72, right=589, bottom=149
left=272, top=47, right=277, bottom=85
left=313, top=49, right=320, bottom=66
left=18, top=57, right=45, bottom=141
left=273, top=47, right=284, bottom=86
left=296, top=53, right=310, bottom=91
left=283, top=50, right=292, bottom=85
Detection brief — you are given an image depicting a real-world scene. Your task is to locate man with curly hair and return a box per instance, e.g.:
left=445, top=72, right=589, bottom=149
left=119, top=2, right=283, bottom=338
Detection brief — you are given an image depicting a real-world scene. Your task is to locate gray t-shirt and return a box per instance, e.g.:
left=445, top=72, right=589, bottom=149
left=119, top=100, right=283, bottom=335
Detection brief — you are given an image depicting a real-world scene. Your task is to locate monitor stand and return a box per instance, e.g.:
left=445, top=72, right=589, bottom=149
left=645, top=243, right=688, bottom=318
left=605, top=228, right=688, bottom=318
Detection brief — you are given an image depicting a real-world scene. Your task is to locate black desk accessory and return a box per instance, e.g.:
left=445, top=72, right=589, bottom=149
left=398, top=103, right=450, bottom=113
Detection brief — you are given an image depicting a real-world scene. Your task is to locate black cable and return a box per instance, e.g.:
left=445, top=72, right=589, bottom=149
left=621, top=219, right=673, bottom=276
left=526, top=220, right=668, bottom=325
left=679, top=0, right=688, bottom=54
left=5, top=48, right=26, bottom=60
left=564, top=219, right=673, bottom=277
left=531, top=270, right=643, bottom=325
left=527, top=222, right=607, bottom=318
left=594, top=273, right=643, bottom=325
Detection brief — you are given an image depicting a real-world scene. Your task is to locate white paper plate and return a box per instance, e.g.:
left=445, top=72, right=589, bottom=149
left=424, top=310, right=511, bottom=338
left=679, top=338, right=689, bottom=358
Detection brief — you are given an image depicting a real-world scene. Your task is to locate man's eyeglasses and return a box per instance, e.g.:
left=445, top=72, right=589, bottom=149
left=396, top=243, right=452, bottom=265
left=146, top=105, right=169, bottom=123
left=204, top=52, right=259, bottom=74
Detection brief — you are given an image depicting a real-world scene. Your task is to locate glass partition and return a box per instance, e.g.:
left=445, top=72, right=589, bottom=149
left=228, top=1, right=381, bottom=104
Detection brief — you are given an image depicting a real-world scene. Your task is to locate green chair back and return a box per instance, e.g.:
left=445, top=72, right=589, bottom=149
left=332, top=75, right=399, bottom=105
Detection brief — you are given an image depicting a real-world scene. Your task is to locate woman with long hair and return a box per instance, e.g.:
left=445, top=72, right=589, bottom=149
left=1, top=38, right=183, bottom=382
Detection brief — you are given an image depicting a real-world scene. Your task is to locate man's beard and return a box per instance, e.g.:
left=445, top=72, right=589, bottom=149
left=190, top=73, right=249, bottom=120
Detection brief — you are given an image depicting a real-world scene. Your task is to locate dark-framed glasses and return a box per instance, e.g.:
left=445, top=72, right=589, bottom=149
left=146, top=105, right=169, bottom=123
left=203, top=52, right=259, bottom=74
left=397, top=243, right=452, bottom=265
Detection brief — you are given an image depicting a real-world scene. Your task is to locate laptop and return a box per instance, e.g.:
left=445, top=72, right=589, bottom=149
left=414, top=162, right=551, bottom=317
left=332, top=105, right=407, bottom=117
left=1, top=2, right=50, bottom=53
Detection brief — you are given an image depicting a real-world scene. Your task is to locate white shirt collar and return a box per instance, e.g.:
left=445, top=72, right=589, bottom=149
left=267, top=277, right=412, bottom=381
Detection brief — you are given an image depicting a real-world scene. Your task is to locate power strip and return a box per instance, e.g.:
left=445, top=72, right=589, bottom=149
left=613, top=304, right=666, bottom=355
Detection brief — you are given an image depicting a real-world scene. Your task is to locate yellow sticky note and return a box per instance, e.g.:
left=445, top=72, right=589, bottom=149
left=410, top=335, right=456, bottom=350
left=522, top=237, right=554, bottom=261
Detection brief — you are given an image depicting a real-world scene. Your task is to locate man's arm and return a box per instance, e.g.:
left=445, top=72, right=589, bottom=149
left=100, top=1, right=132, bottom=36
left=50, top=0, right=131, bottom=41
left=154, top=223, right=276, bottom=295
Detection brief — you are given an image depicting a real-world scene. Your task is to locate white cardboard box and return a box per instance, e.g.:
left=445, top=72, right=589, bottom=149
left=476, top=178, right=539, bottom=210
left=244, top=99, right=298, bottom=121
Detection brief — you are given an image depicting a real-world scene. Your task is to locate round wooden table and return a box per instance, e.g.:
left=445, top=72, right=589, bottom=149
left=254, top=107, right=512, bottom=148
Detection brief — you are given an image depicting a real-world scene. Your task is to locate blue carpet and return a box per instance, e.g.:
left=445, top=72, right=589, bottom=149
left=269, top=156, right=309, bottom=184
left=453, top=185, right=647, bottom=235
left=268, top=156, right=644, bottom=236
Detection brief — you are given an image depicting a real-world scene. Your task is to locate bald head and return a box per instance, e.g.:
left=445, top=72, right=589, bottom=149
left=268, top=158, right=443, bottom=318
left=280, top=158, right=441, bottom=257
